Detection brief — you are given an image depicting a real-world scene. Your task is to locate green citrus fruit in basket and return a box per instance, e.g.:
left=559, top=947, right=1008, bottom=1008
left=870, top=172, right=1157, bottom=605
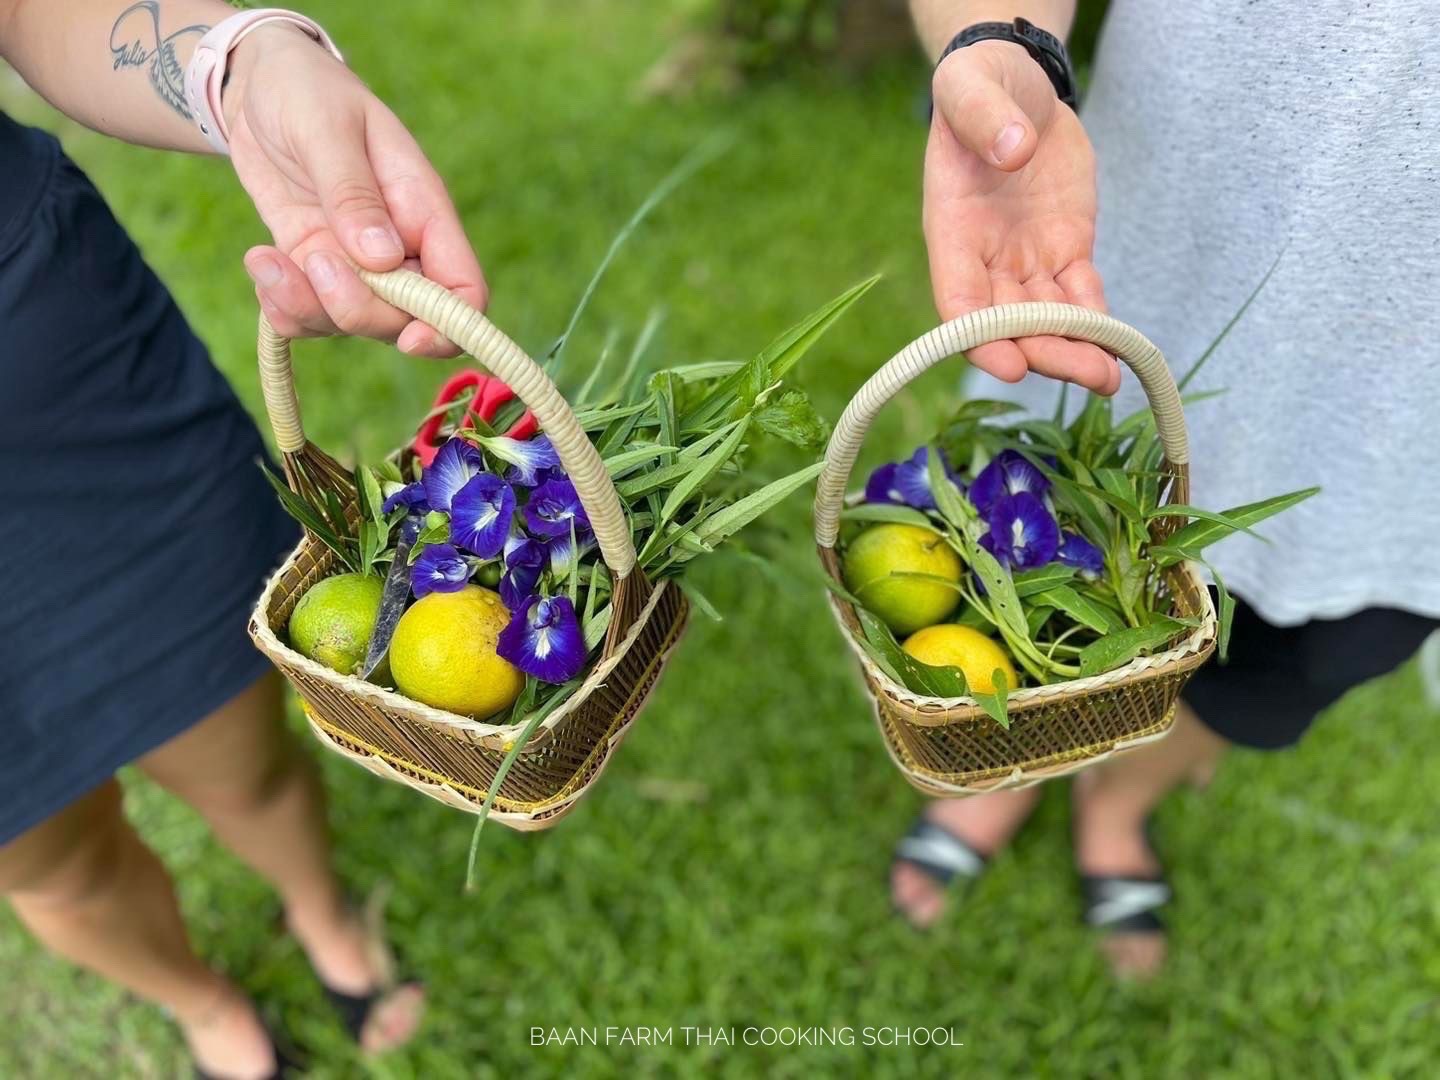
left=902, top=624, right=1017, bottom=694
left=843, top=523, right=962, bottom=635
left=288, top=572, right=384, bottom=676
left=389, top=585, right=524, bottom=717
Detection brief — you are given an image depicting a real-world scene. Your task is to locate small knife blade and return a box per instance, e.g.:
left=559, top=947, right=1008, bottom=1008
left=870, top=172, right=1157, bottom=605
left=360, top=514, right=422, bottom=681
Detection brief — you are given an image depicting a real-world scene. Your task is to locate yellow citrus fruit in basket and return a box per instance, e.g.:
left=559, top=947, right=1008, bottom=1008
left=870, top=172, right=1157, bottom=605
left=389, top=585, right=524, bottom=717
left=288, top=572, right=383, bottom=676
left=902, top=624, right=1017, bottom=694
left=843, top=523, right=962, bottom=635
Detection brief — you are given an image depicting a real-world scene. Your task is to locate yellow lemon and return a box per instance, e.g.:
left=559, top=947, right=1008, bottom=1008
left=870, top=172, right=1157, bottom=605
left=843, top=523, right=962, bottom=635
left=288, top=572, right=383, bottom=676
left=902, top=624, right=1017, bottom=694
left=389, top=586, right=524, bottom=717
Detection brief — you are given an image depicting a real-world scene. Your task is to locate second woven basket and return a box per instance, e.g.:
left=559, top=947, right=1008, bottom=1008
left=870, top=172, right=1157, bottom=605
left=814, top=302, right=1216, bottom=796
left=248, top=268, right=689, bottom=831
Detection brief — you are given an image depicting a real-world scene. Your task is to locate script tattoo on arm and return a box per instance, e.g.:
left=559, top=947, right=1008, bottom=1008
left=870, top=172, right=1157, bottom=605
left=109, top=1, right=209, bottom=121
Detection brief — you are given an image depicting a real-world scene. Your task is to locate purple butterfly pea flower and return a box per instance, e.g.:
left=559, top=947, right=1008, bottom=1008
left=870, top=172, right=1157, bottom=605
left=449, top=473, right=516, bottom=558
left=422, top=439, right=485, bottom=513
left=1057, top=531, right=1105, bottom=580
left=411, top=543, right=470, bottom=597
left=479, top=434, right=561, bottom=487
left=381, top=481, right=429, bottom=515
left=499, top=534, right=547, bottom=611
left=969, top=450, right=1050, bottom=516
left=523, top=475, right=591, bottom=538
left=986, top=491, right=1060, bottom=569
left=497, top=594, right=587, bottom=683
left=864, top=447, right=960, bottom=510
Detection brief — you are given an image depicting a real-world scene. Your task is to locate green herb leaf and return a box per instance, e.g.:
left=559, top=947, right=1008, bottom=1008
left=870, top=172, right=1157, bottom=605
left=603, top=444, right=680, bottom=477
left=1150, top=487, right=1320, bottom=564
left=1032, top=586, right=1127, bottom=635
left=964, top=540, right=1030, bottom=644
left=690, top=461, right=825, bottom=547
left=970, top=669, right=1011, bottom=730
left=754, top=389, right=829, bottom=449
left=677, top=578, right=724, bottom=621
left=1011, top=564, right=1078, bottom=597
left=839, top=503, right=940, bottom=529
left=661, top=416, right=751, bottom=522
left=1077, top=617, right=1188, bottom=677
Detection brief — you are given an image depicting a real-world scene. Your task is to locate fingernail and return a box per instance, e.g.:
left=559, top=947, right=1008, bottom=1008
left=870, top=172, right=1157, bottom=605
left=991, top=122, right=1026, bottom=164
left=358, top=225, right=403, bottom=260
left=305, top=251, right=338, bottom=291
left=246, top=255, right=283, bottom=288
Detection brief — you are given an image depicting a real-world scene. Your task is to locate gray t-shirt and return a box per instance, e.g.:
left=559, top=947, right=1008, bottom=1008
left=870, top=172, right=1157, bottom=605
left=992, top=0, right=1440, bottom=625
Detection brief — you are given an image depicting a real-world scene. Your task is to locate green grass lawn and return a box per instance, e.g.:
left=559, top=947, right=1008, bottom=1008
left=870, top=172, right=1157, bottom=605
left=3, top=3, right=1439, bottom=1076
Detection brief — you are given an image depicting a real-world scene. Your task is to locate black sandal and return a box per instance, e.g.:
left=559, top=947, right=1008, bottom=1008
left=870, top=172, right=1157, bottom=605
left=890, top=815, right=990, bottom=927
left=1078, top=872, right=1172, bottom=935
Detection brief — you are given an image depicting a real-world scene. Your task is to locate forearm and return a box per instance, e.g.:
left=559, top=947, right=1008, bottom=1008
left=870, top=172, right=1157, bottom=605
left=909, top=0, right=1077, bottom=59
left=0, top=0, right=295, bottom=152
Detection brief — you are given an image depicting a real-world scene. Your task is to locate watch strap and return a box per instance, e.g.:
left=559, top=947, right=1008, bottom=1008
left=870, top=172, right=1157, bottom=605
left=183, top=8, right=344, bottom=155
left=937, top=17, right=1077, bottom=109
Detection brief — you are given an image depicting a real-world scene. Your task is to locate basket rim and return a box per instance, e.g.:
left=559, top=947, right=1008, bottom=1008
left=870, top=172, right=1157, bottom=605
left=830, top=559, right=1217, bottom=717
left=248, top=534, right=679, bottom=744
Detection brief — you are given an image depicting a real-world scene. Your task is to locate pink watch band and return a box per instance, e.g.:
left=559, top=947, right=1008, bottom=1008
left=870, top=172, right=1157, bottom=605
left=183, top=8, right=343, bottom=154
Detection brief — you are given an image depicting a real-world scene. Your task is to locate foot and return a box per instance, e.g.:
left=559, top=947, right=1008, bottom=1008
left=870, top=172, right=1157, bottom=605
left=177, top=980, right=277, bottom=1080
left=1072, top=772, right=1166, bottom=980
left=285, top=901, right=425, bottom=1053
left=889, top=787, right=1042, bottom=930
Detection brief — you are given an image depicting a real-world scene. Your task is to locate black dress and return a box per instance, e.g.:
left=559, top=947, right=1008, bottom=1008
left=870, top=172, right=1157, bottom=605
left=0, top=113, right=297, bottom=843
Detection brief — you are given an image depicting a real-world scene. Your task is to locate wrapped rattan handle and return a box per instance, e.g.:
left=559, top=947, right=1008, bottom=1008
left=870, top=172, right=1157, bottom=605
left=814, top=302, right=1188, bottom=548
left=256, top=268, right=637, bottom=578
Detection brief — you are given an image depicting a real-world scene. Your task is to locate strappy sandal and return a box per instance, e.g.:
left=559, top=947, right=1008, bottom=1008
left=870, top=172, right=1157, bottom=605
left=318, top=889, right=425, bottom=1051
left=890, top=815, right=990, bottom=928
left=1077, top=822, right=1172, bottom=979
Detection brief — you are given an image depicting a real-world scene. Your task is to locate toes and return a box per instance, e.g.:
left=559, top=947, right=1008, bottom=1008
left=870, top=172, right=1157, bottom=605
left=1100, top=932, right=1166, bottom=981
left=361, top=984, right=426, bottom=1054
left=890, top=863, right=946, bottom=929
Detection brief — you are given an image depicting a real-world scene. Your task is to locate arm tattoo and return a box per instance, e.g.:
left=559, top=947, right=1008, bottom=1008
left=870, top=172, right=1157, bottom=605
left=109, top=2, right=209, bottom=121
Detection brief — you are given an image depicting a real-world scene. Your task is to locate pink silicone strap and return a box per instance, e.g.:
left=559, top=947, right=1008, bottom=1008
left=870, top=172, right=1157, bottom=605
left=183, top=8, right=343, bottom=154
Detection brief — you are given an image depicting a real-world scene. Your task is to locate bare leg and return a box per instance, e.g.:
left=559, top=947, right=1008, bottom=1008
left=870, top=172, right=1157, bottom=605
left=0, top=781, right=276, bottom=1079
left=890, top=786, right=1043, bottom=929
left=1072, top=700, right=1227, bottom=978
left=138, top=673, right=423, bottom=1052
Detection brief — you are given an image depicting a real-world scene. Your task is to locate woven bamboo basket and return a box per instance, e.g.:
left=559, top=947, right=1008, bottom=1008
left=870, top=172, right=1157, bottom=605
left=814, top=303, right=1217, bottom=796
left=248, top=268, right=689, bottom=831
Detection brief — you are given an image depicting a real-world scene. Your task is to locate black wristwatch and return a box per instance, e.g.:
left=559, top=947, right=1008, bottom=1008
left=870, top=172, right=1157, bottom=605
left=937, top=17, right=1077, bottom=109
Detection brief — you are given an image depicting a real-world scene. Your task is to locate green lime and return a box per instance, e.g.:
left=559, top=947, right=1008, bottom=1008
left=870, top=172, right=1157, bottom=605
left=287, top=572, right=384, bottom=676
left=843, top=523, right=962, bottom=635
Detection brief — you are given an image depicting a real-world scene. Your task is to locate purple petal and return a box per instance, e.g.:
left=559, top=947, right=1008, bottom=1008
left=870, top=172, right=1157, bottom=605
left=864, top=462, right=903, bottom=505
left=481, top=434, right=561, bottom=487
left=411, top=543, right=470, bottom=597
left=422, top=439, right=485, bottom=512
left=381, top=481, right=429, bottom=515
left=497, top=594, right=587, bottom=683
left=523, top=475, right=591, bottom=538
left=1058, top=531, right=1105, bottom=580
left=450, top=473, right=516, bottom=558
left=499, top=536, right=548, bottom=610
left=890, top=448, right=938, bottom=510
left=987, top=491, right=1060, bottom=569
left=970, top=450, right=1050, bottom=516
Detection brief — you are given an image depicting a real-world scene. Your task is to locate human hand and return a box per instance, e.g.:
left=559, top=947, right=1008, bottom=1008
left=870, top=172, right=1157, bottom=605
left=925, top=40, right=1118, bottom=394
left=224, top=26, right=485, bottom=356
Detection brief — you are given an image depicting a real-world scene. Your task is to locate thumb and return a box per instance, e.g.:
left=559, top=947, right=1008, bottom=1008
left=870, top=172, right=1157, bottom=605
left=932, top=54, right=1039, bottom=171
left=297, top=113, right=406, bottom=270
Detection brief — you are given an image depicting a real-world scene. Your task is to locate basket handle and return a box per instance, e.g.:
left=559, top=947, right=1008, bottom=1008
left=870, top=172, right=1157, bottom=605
left=256, top=267, right=637, bottom=579
left=813, top=302, right=1188, bottom=548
